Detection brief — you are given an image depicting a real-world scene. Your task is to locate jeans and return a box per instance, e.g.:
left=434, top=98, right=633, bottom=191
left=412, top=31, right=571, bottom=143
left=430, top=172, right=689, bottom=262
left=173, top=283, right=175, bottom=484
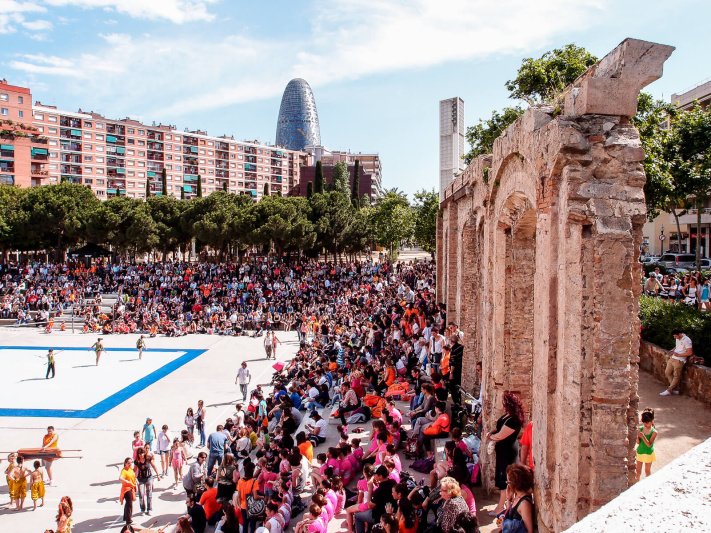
left=137, top=478, right=153, bottom=512
left=354, top=508, right=376, bottom=533
left=665, top=358, right=686, bottom=392
left=199, top=426, right=206, bottom=447
left=240, top=383, right=248, bottom=401
left=123, top=489, right=134, bottom=523
left=241, top=507, right=258, bottom=533
left=207, top=454, right=224, bottom=479
left=46, top=363, right=55, bottom=379
left=339, top=403, right=358, bottom=425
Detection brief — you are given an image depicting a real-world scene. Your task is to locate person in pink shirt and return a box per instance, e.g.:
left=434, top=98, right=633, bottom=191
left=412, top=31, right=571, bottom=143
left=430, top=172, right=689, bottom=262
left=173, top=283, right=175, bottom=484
left=325, top=447, right=341, bottom=476
left=346, top=464, right=374, bottom=533
left=349, top=439, right=363, bottom=470
left=313, top=492, right=333, bottom=523
left=332, top=476, right=346, bottom=514
left=373, top=432, right=389, bottom=466
left=336, top=447, right=353, bottom=485
left=382, top=444, right=402, bottom=472
left=461, top=483, right=477, bottom=516
left=383, top=458, right=400, bottom=483
left=386, top=400, right=403, bottom=425
left=306, top=505, right=326, bottom=533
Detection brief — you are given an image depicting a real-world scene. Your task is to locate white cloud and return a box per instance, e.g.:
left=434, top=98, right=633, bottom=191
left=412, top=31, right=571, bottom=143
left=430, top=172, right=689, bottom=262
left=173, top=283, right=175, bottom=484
left=22, top=17, right=51, bottom=29
left=8, top=0, right=610, bottom=121
left=42, top=0, right=219, bottom=23
left=0, top=0, right=45, bottom=32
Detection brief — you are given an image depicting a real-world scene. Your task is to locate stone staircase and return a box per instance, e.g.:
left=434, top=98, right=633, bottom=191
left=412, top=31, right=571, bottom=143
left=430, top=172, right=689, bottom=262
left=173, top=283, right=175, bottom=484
left=0, top=292, right=119, bottom=328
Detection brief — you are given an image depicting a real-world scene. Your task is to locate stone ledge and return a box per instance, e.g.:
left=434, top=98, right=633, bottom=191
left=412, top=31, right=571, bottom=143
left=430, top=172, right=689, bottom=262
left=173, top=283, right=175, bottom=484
left=640, top=340, right=711, bottom=408
left=564, top=436, right=711, bottom=532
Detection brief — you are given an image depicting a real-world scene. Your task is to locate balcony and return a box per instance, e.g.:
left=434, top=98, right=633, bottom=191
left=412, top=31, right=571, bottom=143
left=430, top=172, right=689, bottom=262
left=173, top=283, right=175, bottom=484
left=147, top=132, right=163, bottom=141
left=147, top=142, right=163, bottom=151
left=216, top=150, right=229, bottom=160
left=61, top=176, right=82, bottom=184
left=245, top=155, right=257, bottom=163
left=244, top=163, right=257, bottom=172
left=216, top=170, right=229, bottom=178
left=183, top=136, right=198, bottom=146
left=147, top=153, right=164, bottom=161
left=31, top=147, right=49, bottom=161
left=60, top=129, right=82, bottom=140
left=147, top=163, right=164, bottom=172
left=60, top=142, right=83, bottom=152
left=673, top=209, right=711, bottom=225
left=60, top=118, right=82, bottom=128
left=244, top=181, right=257, bottom=190
left=0, top=163, right=15, bottom=173
left=183, top=146, right=199, bottom=155
left=106, top=159, right=125, bottom=168
left=245, top=172, right=257, bottom=180
left=106, top=125, right=125, bottom=135
left=184, top=165, right=198, bottom=174
left=244, top=147, right=257, bottom=154
left=107, top=180, right=126, bottom=189
left=60, top=155, right=82, bottom=163
left=60, top=166, right=82, bottom=175
left=107, top=168, right=127, bottom=178
left=216, top=162, right=229, bottom=169
left=271, top=159, right=282, bottom=167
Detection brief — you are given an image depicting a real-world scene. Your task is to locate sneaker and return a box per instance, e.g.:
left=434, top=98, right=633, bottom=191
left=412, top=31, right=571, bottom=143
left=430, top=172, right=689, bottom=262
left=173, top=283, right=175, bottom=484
left=659, top=390, right=672, bottom=396
left=672, top=390, right=680, bottom=395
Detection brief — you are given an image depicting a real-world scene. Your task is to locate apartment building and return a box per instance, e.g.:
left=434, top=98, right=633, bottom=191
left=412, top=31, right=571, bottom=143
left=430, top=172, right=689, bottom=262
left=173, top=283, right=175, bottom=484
left=1, top=79, right=311, bottom=200
left=305, top=145, right=382, bottom=199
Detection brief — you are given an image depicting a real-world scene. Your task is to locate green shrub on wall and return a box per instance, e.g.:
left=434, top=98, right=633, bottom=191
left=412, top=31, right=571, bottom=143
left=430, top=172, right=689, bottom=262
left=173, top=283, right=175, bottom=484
left=639, top=296, right=711, bottom=365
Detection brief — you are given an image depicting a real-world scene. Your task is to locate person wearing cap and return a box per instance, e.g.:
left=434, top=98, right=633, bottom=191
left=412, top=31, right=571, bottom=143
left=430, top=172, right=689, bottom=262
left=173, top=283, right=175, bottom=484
left=306, top=412, right=327, bottom=447
left=142, top=418, right=157, bottom=452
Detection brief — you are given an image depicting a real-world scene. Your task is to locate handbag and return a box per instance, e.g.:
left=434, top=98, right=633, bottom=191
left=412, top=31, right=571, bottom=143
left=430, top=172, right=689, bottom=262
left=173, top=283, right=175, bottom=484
left=246, top=479, right=265, bottom=518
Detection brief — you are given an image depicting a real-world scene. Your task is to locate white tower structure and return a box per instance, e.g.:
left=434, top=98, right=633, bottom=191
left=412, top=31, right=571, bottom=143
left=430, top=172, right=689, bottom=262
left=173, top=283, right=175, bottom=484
left=439, top=97, right=465, bottom=201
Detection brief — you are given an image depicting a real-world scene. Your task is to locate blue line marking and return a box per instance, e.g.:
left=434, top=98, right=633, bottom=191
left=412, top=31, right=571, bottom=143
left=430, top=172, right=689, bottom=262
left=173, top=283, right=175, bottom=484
left=0, top=347, right=207, bottom=419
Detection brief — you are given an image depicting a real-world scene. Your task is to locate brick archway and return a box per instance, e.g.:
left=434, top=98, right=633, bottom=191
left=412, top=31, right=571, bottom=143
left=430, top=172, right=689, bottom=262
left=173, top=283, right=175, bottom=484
left=437, top=39, right=674, bottom=532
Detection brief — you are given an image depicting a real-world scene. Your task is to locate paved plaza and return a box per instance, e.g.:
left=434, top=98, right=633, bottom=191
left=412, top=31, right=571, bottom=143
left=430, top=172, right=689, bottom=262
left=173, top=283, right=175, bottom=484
left=0, top=326, right=299, bottom=532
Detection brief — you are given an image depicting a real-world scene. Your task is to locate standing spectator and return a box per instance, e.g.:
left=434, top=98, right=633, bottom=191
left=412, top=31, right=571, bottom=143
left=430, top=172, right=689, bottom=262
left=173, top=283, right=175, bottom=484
left=196, top=400, right=207, bottom=447
left=184, top=452, right=207, bottom=499
left=207, top=425, right=228, bottom=477
left=448, top=336, right=464, bottom=405
left=661, top=328, right=693, bottom=396
left=519, top=422, right=533, bottom=471
left=142, top=417, right=156, bottom=452
left=156, top=424, right=173, bottom=478
left=236, top=362, right=251, bottom=402
left=500, top=464, right=535, bottom=533
left=487, top=393, right=524, bottom=517
left=134, top=446, right=159, bottom=516
left=119, top=458, right=137, bottom=527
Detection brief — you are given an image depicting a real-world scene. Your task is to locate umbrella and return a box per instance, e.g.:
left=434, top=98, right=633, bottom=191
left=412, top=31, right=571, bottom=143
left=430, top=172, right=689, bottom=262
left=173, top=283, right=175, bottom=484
left=272, top=362, right=284, bottom=371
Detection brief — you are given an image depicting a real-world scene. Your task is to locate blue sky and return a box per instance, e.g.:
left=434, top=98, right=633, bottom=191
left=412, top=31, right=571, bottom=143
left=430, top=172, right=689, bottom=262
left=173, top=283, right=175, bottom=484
left=1, top=0, right=709, bottom=197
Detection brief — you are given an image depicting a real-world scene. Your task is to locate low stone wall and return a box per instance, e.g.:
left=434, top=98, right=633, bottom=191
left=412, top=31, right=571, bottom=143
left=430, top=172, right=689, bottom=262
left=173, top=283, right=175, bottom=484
left=564, top=436, right=711, bottom=532
left=640, top=340, right=711, bottom=407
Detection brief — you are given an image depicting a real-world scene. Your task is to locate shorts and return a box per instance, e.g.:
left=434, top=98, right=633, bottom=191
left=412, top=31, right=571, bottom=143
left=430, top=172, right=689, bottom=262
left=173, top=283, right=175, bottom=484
left=159, top=450, right=170, bottom=455
left=31, top=481, right=45, bottom=500
left=636, top=451, right=656, bottom=463
left=358, top=502, right=370, bottom=512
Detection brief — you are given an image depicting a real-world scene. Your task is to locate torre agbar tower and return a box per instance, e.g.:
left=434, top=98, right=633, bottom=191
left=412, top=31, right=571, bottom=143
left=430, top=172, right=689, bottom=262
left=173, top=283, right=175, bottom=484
left=275, top=79, right=321, bottom=152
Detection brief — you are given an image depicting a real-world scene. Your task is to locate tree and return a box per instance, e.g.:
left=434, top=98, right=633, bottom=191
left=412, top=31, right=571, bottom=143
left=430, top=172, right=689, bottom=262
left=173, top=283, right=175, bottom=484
left=332, top=161, right=350, bottom=197
left=310, top=191, right=354, bottom=262
left=463, top=107, right=524, bottom=164
left=351, top=159, right=360, bottom=208
left=464, top=44, right=597, bottom=164
left=145, top=176, right=151, bottom=198
left=251, top=196, right=316, bottom=260
left=505, top=44, right=598, bottom=104
left=0, top=185, right=26, bottom=259
left=180, top=185, right=185, bottom=200
left=196, top=175, right=203, bottom=198
left=668, top=104, right=711, bottom=271
left=146, top=195, right=189, bottom=260
left=306, top=181, right=314, bottom=199
left=21, top=182, right=100, bottom=260
left=371, top=191, right=414, bottom=259
left=413, top=188, right=438, bottom=257
left=161, top=168, right=167, bottom=196
left=314, top=161, right=325, bottom=194
left=263, top=183, right=269, bottom=197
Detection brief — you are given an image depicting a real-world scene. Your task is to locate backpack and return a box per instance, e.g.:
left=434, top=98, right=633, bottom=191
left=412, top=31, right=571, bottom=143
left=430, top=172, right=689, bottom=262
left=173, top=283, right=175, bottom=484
left=404, top=436, right=420, bottom=459
left=411, top=457, right=435, bottom=473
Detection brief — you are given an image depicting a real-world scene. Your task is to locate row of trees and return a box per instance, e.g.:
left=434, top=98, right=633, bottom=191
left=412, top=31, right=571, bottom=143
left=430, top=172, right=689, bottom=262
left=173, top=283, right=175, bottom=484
left=0, top=183, right=439, bottom=263
left=464, top=43, right=711, bottom=271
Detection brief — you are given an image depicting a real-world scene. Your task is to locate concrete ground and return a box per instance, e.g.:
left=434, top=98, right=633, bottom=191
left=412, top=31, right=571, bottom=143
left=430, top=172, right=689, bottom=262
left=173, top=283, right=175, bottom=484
left=0, top=326, right=301, bottom=532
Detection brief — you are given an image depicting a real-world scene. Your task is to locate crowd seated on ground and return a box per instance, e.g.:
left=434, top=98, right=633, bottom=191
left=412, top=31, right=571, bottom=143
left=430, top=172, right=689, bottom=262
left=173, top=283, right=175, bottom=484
left=162, top=256, right=534, bottom=533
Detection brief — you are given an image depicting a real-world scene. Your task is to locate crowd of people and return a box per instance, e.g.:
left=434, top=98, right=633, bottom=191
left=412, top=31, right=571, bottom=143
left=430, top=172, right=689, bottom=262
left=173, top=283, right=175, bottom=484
left=2, top=256, right=542, bottom=533
left=643, top=266, right=711, bottom=310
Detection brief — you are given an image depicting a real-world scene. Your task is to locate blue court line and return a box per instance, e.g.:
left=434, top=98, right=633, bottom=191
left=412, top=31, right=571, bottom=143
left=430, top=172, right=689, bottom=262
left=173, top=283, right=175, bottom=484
left=0, top=347, right=207, bottom=419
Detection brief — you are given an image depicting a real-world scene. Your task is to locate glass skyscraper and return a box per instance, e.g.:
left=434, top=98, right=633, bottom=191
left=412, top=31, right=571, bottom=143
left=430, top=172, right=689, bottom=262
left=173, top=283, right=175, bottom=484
left=275, top=78, right=321, bottom=152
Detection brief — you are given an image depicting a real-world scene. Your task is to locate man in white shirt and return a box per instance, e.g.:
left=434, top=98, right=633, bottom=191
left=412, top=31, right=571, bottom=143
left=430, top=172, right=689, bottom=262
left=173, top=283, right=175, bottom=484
left=661, top=328, right=693, bottom=396
left=306, top=412, right=328, bottom=446
left=236, top=362, right=251, bottom=402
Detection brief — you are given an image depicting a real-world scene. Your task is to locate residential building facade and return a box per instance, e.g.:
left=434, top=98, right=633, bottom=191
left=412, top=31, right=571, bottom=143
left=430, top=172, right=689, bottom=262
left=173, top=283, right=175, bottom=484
left=1, top=79, right=311, bottom=200
left=305, top=145, right=382, bottom=199
left=297, top=163, right=374, bottom=201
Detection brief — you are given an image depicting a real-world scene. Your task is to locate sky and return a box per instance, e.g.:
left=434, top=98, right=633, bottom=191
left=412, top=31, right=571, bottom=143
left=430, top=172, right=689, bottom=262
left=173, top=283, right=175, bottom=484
left=1, top=0, right=710, bottom=198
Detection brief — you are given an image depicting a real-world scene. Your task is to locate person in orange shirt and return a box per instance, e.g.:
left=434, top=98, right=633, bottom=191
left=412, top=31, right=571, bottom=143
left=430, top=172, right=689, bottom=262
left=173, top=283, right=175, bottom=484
left=119, top=458, right=137, bottom=526
left=296, top=431, right=314, bottom=462
left=41, top=426, right=59, bottom=485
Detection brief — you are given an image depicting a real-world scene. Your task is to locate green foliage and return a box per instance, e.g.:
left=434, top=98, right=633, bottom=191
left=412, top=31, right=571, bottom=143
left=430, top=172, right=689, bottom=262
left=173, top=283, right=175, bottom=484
left=146, top=195, right=189, bottom=258
left=263, top=183, right=269, bottom=197
left=0, top=185, right=26, bottom=254
left=20, top=182, right=100, bottom=260
left=371, top=190, right=414, bottom=259
left=505, top=44, right=597, bottom=104
left=314, top=161, right=324, bottom=194
left=412, top=189, right=438, bottom=257
left=251, top=196, right=316, bottom=257
left=463, top=107, right=524, bottom=165
left=145, top=177, right=150, bottom=198
left=306, top=181, right=313, bottom=199
left=352, top=159, right=360, bottom=204
left=332, top=161, right=350, bottom=197
left=161, top=168, right=167, bottom=196
left=196, top=175, right=203, bottom=198
left=642, top=262, right=668, bottom=277
left=309, top=191, right=358, bottom=261
left=180, top=186, right=185, bottom=200
left=639, top=296, right=711, bottom=365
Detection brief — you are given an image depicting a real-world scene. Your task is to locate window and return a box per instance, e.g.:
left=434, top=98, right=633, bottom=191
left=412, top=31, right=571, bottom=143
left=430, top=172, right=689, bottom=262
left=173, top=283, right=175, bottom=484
left=258, top=158, right=262, bottom=162
left=238, top=146, right=243, bottom=151
left=173, top=165, right=179, bottom=170
left=96, top=123, right=104, bottom=129
left=96, top=146, right=104, bottom=152
left=128, top=182, right=135, bottom=188
left=18, top=111, right=23, bottom=118
left=230, top=145, right=235, bottom=150
left=166, top=134, right=172, bottom=140
left=84, top=178, right=93, bottom=184
left=138, top=141, right=145, bottom=146
left=138, top=172, right=145, bottom=177
left=49, top=164, right=58, bottom=170
left=96, top=134, right=104, bottom=140
left=238, top=181, right=243, bottom=186
left=238, top=155, right=243, bottom=159
left=35, top=113, right=44, bottom=120
left=208, top=151, right=214, bottom=156
left=166, top=144, right=172, bottom=150
left=0, top=94, right=7, bottom=101
left=208, top=141, right=214, bottom=146
left=231, top=172, right=236, bottom=177
left=96, top=179, right=104, bottom=184
left=18, top=96, right=23, bottom=104
left=166, top=154, right=173, bottom=160
left=127, top=139, right=134, bottom=145
left=48, top=127, right=57, bottom=134
left=127, top=150, right=135, bottom=155
left=139, top=151, right=145, bottom=156
left=128, top=193, right=135, bottom=198
left=199, top=159, right=206, bottom=164
left=49, top=152, right=58, bottom=158
left=83, top=133, right=92, bottom=139
left=48, top=116, right=57, bottom=122
left=128, top=171, right=135, bottom=176
left=199, top=149, right=205, bottom=155
left=0, top=108, right=8, bottom=116
left=84, top=167, right=93, bottom=174
left=138, top=162, right=145, bottom=167
left=37, top=126, right=44, bottom=133
left=84, top=144, right=92, bottom=151
left=138, top=130, right=144, bottom=135
left=174, top=135, right=180, bottom=141
left=84, top=121, right=92, bottom=128
left=258, top=149, right=262, bottom=154
left=127, top=128, right=135, bottom=134
left=96, top=157, right=104, bottom=163
left=96, top=190, right=105, bottom=196
left=127, top=161, right=134, bottom=166
left=230, top=163, right=236, bottom=168
left=84, top=155, right=93, bottom=162
left=167, top=185, right=172, bottom=190
left=49, top=140, right=57, bottom=146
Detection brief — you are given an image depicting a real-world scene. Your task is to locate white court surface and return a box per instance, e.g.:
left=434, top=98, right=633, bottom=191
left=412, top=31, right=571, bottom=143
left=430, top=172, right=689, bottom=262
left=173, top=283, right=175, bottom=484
left=0, top=347, right=197, bottom=416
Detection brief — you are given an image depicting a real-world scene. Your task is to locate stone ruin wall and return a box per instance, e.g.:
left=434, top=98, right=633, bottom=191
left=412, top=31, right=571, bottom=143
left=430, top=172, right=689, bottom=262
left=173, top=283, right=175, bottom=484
left=436, top=39, right=674, bottom=532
